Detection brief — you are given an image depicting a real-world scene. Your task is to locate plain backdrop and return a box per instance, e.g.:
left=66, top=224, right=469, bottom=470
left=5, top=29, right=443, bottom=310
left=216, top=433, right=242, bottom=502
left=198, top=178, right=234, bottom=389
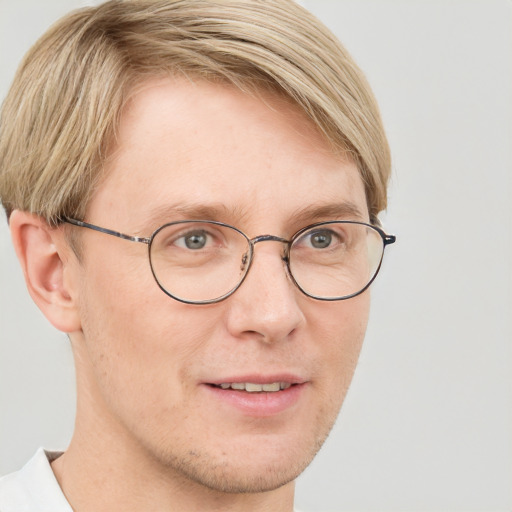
left=0, top=1, right=511, bottom=511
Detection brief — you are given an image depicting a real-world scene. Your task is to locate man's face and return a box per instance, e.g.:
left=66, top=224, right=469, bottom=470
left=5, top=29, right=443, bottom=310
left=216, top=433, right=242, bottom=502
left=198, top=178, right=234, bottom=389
left=70, top=78, right=370, bottom=493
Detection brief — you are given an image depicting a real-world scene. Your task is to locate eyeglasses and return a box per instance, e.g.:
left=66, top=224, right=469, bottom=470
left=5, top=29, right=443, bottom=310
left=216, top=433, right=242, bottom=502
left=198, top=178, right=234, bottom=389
left=64, top=218, right=396, bottom=304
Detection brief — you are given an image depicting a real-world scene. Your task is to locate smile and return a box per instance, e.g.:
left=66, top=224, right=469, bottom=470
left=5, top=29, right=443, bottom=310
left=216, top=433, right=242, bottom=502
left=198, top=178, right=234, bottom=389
left=213, top=382, right=293, bottom=392
left=204, top=379, right=307, bottom=416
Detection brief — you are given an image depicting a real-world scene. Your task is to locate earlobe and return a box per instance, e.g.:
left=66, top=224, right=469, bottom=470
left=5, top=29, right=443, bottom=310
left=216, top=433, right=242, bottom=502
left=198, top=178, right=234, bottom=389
left=9, top=210, right=82, bottom=334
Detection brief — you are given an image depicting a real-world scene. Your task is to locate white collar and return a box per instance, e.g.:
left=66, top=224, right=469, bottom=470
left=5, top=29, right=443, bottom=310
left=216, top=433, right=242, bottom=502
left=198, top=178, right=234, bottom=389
left=0, top=448, right=72, bottom=512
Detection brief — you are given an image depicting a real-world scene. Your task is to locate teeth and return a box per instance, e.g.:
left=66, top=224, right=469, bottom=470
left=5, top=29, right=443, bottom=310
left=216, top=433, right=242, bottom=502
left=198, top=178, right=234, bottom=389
left=216, top=382, right=292, bottom=392
left=245, top=383, right=264, bottom=392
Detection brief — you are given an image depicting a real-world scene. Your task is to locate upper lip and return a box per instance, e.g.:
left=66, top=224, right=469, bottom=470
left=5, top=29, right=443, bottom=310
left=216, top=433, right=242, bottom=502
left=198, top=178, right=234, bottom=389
left=205, top=374, right=307, bottom=385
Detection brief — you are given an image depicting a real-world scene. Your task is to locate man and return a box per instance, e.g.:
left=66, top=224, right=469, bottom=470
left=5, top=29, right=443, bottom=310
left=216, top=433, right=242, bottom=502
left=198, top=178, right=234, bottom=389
left=0, top=0, right=395, bottom=510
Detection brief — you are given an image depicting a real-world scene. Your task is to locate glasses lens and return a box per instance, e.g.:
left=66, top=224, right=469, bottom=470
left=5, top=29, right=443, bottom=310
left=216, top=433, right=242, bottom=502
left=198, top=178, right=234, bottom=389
left=289, top=222, right=384, bottom=300
left=149, top=221, right=251, bottom=303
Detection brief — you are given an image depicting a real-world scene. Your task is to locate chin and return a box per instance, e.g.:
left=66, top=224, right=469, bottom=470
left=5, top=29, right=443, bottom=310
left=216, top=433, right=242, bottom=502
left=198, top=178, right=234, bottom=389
left=156, top=426, right=332, bottom=495
left=172, top=451, right=309, bottom=494
left=191, top=465, right=300, bottom=494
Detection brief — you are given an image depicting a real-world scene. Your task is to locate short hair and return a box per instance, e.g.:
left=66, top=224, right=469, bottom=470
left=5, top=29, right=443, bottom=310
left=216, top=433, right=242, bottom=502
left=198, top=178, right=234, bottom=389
left=0, top=0, right=391, bottom=226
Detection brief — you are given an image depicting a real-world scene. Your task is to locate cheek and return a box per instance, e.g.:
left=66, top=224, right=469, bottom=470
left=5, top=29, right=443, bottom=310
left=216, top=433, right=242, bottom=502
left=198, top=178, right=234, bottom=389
left=75, top=252, right=200, bottom=406
left=314, top=292, right=370, bottom=399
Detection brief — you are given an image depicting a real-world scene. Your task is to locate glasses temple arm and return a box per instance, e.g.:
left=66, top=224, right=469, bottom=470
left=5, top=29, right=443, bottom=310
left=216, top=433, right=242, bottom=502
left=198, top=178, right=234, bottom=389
left=63, top=217, right=151, bottom=244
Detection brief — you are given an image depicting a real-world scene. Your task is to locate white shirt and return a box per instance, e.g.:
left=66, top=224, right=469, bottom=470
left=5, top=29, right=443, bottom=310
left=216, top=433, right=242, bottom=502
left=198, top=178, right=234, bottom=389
left=0, top=448, right=72, bottom=512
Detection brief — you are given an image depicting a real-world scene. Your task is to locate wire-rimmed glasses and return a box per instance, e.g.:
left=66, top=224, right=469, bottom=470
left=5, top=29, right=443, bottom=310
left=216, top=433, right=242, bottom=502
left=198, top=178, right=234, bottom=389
left=64, top=218, right=396, bottom=304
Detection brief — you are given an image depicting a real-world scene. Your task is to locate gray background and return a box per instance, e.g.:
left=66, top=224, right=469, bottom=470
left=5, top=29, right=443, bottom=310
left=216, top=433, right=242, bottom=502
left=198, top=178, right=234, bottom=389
left=1, top=1, right=511, bottom=511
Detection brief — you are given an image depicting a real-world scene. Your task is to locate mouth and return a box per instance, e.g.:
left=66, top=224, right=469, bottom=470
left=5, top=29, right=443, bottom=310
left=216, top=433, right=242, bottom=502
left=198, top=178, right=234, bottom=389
left=204, top=377, right=307, bottom=415
left=210, top=382, right=293, bottom=393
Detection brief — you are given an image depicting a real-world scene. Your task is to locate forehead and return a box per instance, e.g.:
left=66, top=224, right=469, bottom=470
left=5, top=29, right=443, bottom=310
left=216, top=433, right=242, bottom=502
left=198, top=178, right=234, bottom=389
left=89, top=78, right=367, bottom=232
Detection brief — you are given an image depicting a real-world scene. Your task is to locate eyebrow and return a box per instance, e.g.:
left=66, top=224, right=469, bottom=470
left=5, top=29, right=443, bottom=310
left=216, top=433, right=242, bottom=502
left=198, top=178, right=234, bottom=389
left=137, top=202, right=249, bottom=233
left=137, top=200, right=367, bottom=235
left=289, top=202, right=368, bottom=226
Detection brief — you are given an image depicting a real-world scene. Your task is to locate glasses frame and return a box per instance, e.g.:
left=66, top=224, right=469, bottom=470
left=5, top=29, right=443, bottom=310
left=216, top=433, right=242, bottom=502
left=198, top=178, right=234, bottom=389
left=63, top=217, right=396, bottom=304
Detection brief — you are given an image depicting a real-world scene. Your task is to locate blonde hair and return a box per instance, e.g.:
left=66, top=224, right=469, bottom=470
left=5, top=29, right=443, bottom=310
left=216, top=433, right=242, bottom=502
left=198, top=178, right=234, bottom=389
left=0, top=0, right=391, bottom=226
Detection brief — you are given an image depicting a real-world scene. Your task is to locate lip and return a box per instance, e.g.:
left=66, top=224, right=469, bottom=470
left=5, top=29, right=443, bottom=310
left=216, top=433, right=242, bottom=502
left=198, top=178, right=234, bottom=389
left=206, top=373, right=307, bottom=387
left=202, top=374, right=308, bottom=417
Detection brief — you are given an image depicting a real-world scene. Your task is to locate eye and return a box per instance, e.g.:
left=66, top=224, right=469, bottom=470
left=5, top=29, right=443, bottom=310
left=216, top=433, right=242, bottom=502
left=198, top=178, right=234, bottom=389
left=299, top=228, right=340, bottom=250
left=309, top=230, right=333, bottom=249
left=153, top=222, right=236, bottom=256
left=175, top=230, right=211, bottom=250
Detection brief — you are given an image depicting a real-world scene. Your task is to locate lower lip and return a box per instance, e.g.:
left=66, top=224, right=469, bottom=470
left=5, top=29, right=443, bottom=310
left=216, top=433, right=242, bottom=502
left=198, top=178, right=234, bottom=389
left=204, top=383, right=306, bottom=417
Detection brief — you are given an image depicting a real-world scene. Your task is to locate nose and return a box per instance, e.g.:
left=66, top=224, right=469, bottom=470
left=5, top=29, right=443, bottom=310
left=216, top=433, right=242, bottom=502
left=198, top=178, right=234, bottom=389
left=224, top=242, right=305, bottom=344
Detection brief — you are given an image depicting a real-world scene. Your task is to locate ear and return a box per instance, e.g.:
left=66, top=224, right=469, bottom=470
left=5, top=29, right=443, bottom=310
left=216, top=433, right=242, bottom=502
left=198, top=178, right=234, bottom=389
left=9, top=210, right=82, bottom=334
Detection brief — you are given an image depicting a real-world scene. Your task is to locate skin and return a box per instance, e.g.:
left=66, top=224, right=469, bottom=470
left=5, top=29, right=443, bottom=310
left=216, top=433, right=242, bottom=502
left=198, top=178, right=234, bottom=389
left=11, top=78, right=371, bottom=512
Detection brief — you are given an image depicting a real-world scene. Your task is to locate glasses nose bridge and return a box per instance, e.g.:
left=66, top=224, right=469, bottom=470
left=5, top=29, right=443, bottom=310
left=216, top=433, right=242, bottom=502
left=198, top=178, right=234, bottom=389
left=249, top=235, right=290, bottom=264
left=250, top=234, right=289, bottom=245
left=249, top=234, right=291, bottom=258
